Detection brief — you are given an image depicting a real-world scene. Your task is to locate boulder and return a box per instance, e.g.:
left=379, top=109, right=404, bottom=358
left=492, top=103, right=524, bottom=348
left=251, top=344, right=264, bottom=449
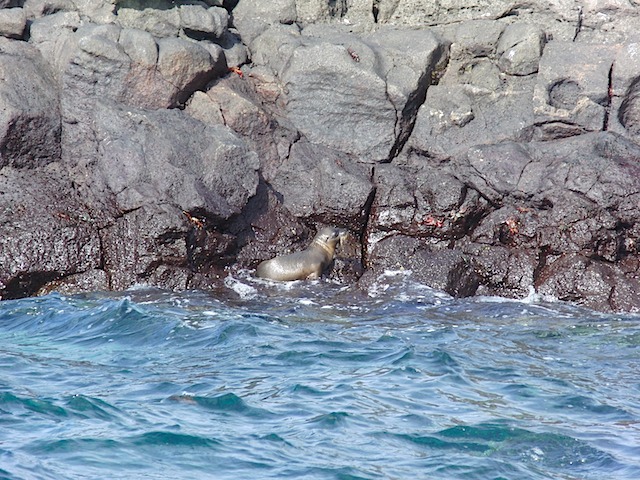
left=91, top=102, right=260, bottom=218
left=278, top=33, right=397, bottom=162
left=408, top=81, right=536, bottom=158
left=251, top=24, right=448, bottom=162
left=452, top=19, right=504, bottom=58
left=185, top=75, right=299, bottom=182
left=269, top=139, right=374, bottom=229
left=458, top=132, right=640, bottom=309
left=156, top=37, right=225, bottom=105
left=360, top=130, right=640, bottom=311
left=28, top=11, right=81, bottom=79
left=115, top=2, right=181, bottom=38
left=368, top=160, right=478, bottom=240
left=115, top=1, right=230, bottom=40
left=0, top=39, right=60, bottom=169
left=224, top=0, right=296, bottom=45
left=179, top=5, right=229, bottom=40
left=0, top=7, right=25, bottom=38
left=496, top=23, right=546, bottom=76
left=23, top=0, right=75, bottom=19
left=535, top=254, right=637, bottom=312
left=0, top=1, right=24, bottom=8
left=118, top=27, right=157, bottom=66
left=69, top=101, right=260, bottom=291
left=362, top=235, right=481, bottom=298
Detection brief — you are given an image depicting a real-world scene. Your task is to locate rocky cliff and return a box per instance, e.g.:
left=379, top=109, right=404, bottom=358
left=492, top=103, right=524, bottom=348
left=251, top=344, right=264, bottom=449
left=1, top=0, right=639, bottom=312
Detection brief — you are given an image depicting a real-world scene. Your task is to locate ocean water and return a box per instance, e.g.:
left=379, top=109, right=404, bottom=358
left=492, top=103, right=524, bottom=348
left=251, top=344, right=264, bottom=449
left=1, top=271, right=639, bottom=480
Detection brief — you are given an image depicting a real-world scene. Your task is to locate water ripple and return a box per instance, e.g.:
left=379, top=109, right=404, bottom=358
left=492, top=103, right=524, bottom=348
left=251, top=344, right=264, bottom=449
left=0, top=286, right=639, bottom=479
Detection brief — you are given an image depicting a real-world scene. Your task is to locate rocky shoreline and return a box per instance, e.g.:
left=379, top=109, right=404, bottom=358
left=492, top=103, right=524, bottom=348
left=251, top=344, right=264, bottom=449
left=0, top=0, right=639, bottom=312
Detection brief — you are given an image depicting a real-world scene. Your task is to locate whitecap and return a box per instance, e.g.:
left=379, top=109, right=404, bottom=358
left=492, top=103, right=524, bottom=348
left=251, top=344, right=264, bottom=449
left=224, top=274, right=258, bottom=300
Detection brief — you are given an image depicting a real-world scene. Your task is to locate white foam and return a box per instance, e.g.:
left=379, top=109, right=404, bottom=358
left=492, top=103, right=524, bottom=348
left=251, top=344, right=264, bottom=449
left=250, top=273, right=301, bottom=291
left=381, top=269, right=413, bottom=277
left=224, top=275, right=258, bottom=300
left=298, top=298, right=317, bottom=306
left=475, top=286, right=558, bottom=305
left=366, top=270, right=452, bottom=306
left=521, top=286, right=558, bottom=304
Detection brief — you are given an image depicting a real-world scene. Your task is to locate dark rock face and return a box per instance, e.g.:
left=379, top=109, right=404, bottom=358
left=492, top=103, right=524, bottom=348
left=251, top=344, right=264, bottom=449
left=0, top=39, right=60, bottom=168
left=1, top=0, right=640, bottom=312
left=0, top=165, right=103, bottom=299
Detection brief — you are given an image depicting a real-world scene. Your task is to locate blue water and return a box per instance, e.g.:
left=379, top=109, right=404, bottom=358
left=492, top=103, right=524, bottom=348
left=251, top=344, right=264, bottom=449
left=1, top=272, right=639, bottom=480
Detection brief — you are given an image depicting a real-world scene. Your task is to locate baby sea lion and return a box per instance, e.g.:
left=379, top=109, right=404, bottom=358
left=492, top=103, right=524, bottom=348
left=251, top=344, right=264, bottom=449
left=256, top=227, right=346, bottom=281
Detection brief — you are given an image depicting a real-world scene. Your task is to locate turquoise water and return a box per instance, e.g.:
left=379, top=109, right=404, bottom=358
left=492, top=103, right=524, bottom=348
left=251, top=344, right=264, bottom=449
left=1, top=272, right=639, bottom=479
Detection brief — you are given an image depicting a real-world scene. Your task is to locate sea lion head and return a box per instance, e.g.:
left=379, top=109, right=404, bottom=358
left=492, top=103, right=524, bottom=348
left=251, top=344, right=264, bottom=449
left=312, top=226, right=347, bottom=255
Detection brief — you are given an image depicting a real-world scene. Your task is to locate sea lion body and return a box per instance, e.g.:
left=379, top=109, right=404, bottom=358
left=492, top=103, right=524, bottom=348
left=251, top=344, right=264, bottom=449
left=256, top=227, right=345, bottom=281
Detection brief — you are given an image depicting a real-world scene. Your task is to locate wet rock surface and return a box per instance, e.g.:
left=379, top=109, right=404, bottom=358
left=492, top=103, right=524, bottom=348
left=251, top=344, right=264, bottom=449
left=1, top=0, right=639, bottom=312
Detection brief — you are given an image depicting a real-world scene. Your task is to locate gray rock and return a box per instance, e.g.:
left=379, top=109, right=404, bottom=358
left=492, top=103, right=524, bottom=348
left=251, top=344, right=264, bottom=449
left=363, top=27, right=450, bottom=157
left=279, top=35, right=396, bottom=161
left=453, top=19, right=504, bottom=58
left=385, top=0, right=508, bottom=26
left=72, top=0, right=114, bottom=23
left=611, top=41, right=640, bottom=96
left=0, top=0, right=637, bottom=312
left=496, top=23, right=546, bottom=76
left=228, top=181, right=311, bottom=267
left=368, top=156, right=484, bottom=244
left=249, top=23, right=302, bottom=75
left=456, top=59, right=503, bottom=91
left=409, top=85, right=474, bottom=157
left=252, top=25, right=447, bottom=162
left=0, top=39, right=60, bottom=169
left=178, top=5, right=228, bottom=39
left=185, top=90, right=225, bottom=126
left=208, top=6, right=229, bottom=37
left=269, top=139, right=374, bottom=228
left=535, top=254, right=630, bottom=312
left=0, top=7, right=25, bottom=38
left=361, top=130, right=640, bottom=310
left=0, top=164, right=102, bottom=300
left=215, top=29, right=249, bottom=68
left=610, top=41, right=640, bottom=139
left=0, top=1, right=24, bottom=8
left=362, top=235, right=481, bottom=298
left=533, top=41, right=616, bottom=136
left=59, top=24, right=131, bottom=118
left=116, top=4, right=180, bottom=38
left=186, top=75, right=298, bottom=182
left=470, top=246, right=538, bottom=299
left=409, top=79, right=536, bottom=158
left=100, top=204, right=189, bottom=291
left=54, top=100, right=261, bottom=291
left=231, top=0, right=297, bottom=45
left=23, top=0, right=75, bottom=19
left=579, top=1, right=640, bottom=43
left=53, top=25, right=225, bottom=112
left=455, top=132, right=640, bottom=309
left=118, top=27, right=157, bottom=66
left=617, top=78, right=640, bottom=138
left=92, top=102, right=259, bottom=218
left=28, top=10, right=80, bottom=44
left=38, top=269, right=110, bottom=296
left=157, top=37, right=223, bottom=105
